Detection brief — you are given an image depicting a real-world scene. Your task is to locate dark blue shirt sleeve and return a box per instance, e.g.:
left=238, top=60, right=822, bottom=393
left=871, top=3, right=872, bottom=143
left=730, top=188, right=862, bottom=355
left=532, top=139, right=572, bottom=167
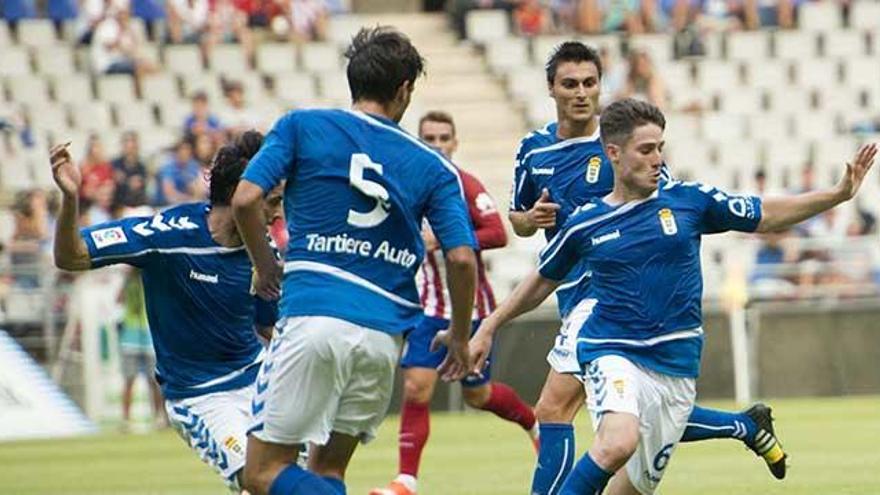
left=425, top=165, right=478, bottom=251
left=696, top=183, right=763, bottom=234
left=510, top=154, right=537, bottom=212
left=241, top=112, right=297, bottom=193
left=537, top=221, right=585, bottom=281
left=81, top=215, right=157, bottom=269
left=253, top=295, right=278, bottom=327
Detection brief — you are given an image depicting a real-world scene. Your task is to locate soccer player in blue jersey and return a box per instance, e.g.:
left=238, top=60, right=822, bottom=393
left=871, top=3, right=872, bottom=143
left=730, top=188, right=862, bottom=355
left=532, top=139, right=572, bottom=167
left=231, top=27, right=478, bottom=495
left=511, top=42, right=787, bottom=494
left=477, top=98, right=877, bottom=494
left=50, top=131, right=282, bottom=493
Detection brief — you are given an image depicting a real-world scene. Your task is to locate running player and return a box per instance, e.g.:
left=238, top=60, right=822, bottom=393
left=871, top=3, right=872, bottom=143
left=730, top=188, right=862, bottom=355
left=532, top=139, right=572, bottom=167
left=231, top=27, right=478, bottom=495
left=371, top=110, right=537, bottom=495
left=511, top=42, right=786, bottom=494
left=477, top=98, right=876, bottom=494
left=50, top=130, right=282, bottom=492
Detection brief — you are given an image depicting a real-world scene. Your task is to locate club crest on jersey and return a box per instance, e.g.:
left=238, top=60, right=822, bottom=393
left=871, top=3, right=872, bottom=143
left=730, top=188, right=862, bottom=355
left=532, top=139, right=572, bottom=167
left=585, top=156, right=602, bottom=184
left=613, top=379, right=626, bottom=398
left=658, top=208, right=678, bottom=235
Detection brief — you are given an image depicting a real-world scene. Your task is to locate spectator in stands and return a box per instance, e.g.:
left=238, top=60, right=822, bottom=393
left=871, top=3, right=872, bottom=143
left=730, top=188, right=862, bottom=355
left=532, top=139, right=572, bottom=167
left=84, top=181, right=117, bottom=225
left=131, top=0, right=165, bottom=40
left=75, top=0, right=111, bottom=44
left=447, top=0, right=517, bottom=40
left=750, top=230, right=799, bottom=299
left=2, top=0, right=36, bottom=29
left=270, top=0, right=328, bottom=42
left=184, top=90, right=224, bottom=139
left=80, top=134, right=114, bottom=204
left=598, top=46, right=628, bottom=107
left=167, top=0, right=212, bottom=61
left=90, top=4, right=158, bottom=89
left=753, top=0, right=797, bottom=29
left=154, top=139, right=203, bottom=205
left=112, top=131, right=149, bottom=207
left=514, top=0, right=553, bottom=35
left=205, top=0, right=255, bottom=64
left=191, top=132, right=216, bottom=168
left=9, top=190, right=50, bottom=288
left=118, top=265, right=166, bottom=433
left=218, top=80, right=265, bottom=135
left=615, top=49, right=667, bottom=109
left=48, top=0, right=78, bottom=32
left=577, top=0, right=646, bottom=34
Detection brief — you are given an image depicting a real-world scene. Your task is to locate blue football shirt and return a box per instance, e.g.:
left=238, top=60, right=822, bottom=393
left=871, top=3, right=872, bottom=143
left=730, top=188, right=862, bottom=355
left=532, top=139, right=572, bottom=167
left=538, top=181, right=763, bottom=377
left=242, top=109, right=476, bottom=334
left=81, top=202, right=275, bottom=399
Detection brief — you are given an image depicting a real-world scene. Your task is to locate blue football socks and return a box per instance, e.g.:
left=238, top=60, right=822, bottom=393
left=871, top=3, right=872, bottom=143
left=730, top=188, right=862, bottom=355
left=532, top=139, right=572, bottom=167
left=531, top=423, right=576, bottom=495
left=681, top=405, right=757, bottom=443
left=559, top=452, right=612, bottom=495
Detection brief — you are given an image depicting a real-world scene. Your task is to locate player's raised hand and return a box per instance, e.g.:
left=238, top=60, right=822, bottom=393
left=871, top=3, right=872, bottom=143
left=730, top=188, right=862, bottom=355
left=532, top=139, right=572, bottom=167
left=527, top=188, right=561, bottom=229
left=49, top=142, right=80, bottom=197
left=836, top=143, right=877, bottom=201
left=434, top=328, right=470, bottom=382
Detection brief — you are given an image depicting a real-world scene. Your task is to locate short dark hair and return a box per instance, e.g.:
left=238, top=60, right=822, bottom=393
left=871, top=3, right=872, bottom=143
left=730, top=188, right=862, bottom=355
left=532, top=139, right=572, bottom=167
left=345, top=26, right=425, bottom=104
left=545, top=41, right=603, bottom=85
left=209, top=130, right=264, bottom=206
left=599, top=98, right=666, bottom=147
left=419, top=110, right=456, bottom=137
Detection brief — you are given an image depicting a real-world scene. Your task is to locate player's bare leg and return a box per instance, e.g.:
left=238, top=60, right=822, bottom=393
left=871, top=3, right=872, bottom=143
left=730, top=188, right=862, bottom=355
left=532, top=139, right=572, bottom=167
left=244, top=435, right=336, bottom=495
left=603, top=470, right=643, bottom=495
left=558, top=412, right=639, bottom=495
left=535, top=370, right=585, bottom=423
left=309, top=431, right=360, bottom=491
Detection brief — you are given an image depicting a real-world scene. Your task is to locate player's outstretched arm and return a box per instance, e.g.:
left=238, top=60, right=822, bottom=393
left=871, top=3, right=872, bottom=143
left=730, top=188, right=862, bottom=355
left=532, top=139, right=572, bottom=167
left=509, top=189, right=560, bottom=237
left=436, top=246, right=477, bottom=382
left=757, top=143, right=877, bottom=233
left=232, top=180, right=281, bottom=300
left=469, top=270, right=559, bottom=373
left=50, top=142, right=91, bottom=271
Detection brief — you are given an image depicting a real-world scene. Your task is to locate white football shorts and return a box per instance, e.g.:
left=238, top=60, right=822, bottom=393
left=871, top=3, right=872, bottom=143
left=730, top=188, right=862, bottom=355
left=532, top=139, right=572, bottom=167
left=546, top=298, right=597, bottom=375
left=165, top=384, right=253, bottom=491
left=585, top=354, right=696, bottom=495
left=249, top=316, right=398, bottom=446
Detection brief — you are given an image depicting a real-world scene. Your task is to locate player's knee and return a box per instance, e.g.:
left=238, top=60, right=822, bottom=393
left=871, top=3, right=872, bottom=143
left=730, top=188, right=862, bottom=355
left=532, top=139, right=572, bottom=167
left=241, top=463, right=271, bottom=495
left=592, top=430, right=639, bottom=470
left=462, top=384, right=491, bottom=408
left=403, top=375, right=434, bottom=404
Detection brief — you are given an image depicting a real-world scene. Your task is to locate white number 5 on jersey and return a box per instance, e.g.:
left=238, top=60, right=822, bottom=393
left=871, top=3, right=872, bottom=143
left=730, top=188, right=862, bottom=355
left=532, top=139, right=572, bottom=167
left=347, top=153, right=390, bottom=228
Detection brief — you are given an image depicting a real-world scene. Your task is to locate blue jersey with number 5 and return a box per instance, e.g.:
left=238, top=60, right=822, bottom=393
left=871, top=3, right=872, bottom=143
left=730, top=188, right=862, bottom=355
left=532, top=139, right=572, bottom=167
left=242, top=109, right=476, bottom=334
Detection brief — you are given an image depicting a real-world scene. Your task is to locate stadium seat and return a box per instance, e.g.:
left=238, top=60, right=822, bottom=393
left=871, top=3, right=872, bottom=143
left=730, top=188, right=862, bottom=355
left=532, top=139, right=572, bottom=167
left=747, top=113, right=790, bottom=142
left=27, top=103, right=70, bottom=134
left=34, top=46, right=76, bottom=75
left=465, top=10, right=510, bottom=45
left=822, top=30, right=867, bottom=58
left=28, top=144, right=56, bottom=189
left=531, top=35, right=570, bottom=64
left=505, top=67, right=547, bottom=103
left=5, top=76, right=50, bottom=104
left=255, top=43, right=297, bottom=74
left=69, top=101, right=113, bottom=131
left=139, top=73, right=180, bottom=103
left=326, top=14, right=368, bottom=47
left=695, top=60, right=742, bottom=92
left=793, top=59, right=841, bottom=91
left=15, top=20, right=57, bottom=47
left=819, top=88, right=862, bottom=114
left=744, top=60, right=790, bottom=89
left=843, top=57, right=880, bottom=88
left=798, top=0, right=843, bottom=31
left=664, top=139, right=714, bottom=177
left=156, top=100, right=190, bottom=129
left=51, top=74, right=94, bottom=103
left=164, top=45, right=204, bottom=74
left=791, top=111, right=831, bottom=140
left=272, top=73, right=317, bottom=103
left=813, top=136, right=858, bottom=175
left=485, top=37, right=530, bottom=75
left=316, top=70, right=350, bottom=100
left=628, top=33, right=674, bottom=63
left=139, top=126, right=178, bottom=157
left=180, top=73, right=224, bottom=102
left=702, top=113, right=747, bottom=141
left=849, top=1, right=880, bottom=31
left=96, top=75, right=137, bottom=104
left=762, top=140, right=808, bottom=185
left=774, top=30, right=818, bottom=59
left=0, top=154, right=35, bottom=192
left=0, top=47, right=31, bottom=77
left=663, top=112, right=700, bottom=145
left=115, top=102, right=157, bottom=131
left=726, top=31, right=770, bottom=61
left=767, top=87, right=814, bottom=114
left=0, top=22, right=9, bottom=46
left=702, top=31, right=724, bottom=59
left=526, top=98, right=556, bottom=128
left=300, top=43, right=342, bottom=73
left=579, top=34, right=621, bottom=58
left=716, top=141, right=760, bottom=171
left=209, top=44, right=249, bottom=74
left=715, top=88, right=764, bottom=115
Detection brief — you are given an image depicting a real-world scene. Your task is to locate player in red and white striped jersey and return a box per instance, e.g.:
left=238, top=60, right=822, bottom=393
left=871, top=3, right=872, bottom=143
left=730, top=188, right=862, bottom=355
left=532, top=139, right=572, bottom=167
left=371, top=112, right=538, bottom=495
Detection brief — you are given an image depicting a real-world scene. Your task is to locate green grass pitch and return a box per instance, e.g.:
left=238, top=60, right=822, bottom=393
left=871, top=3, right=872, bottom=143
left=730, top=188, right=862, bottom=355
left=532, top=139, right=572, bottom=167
left=3, top=396, right=879, bottom=494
